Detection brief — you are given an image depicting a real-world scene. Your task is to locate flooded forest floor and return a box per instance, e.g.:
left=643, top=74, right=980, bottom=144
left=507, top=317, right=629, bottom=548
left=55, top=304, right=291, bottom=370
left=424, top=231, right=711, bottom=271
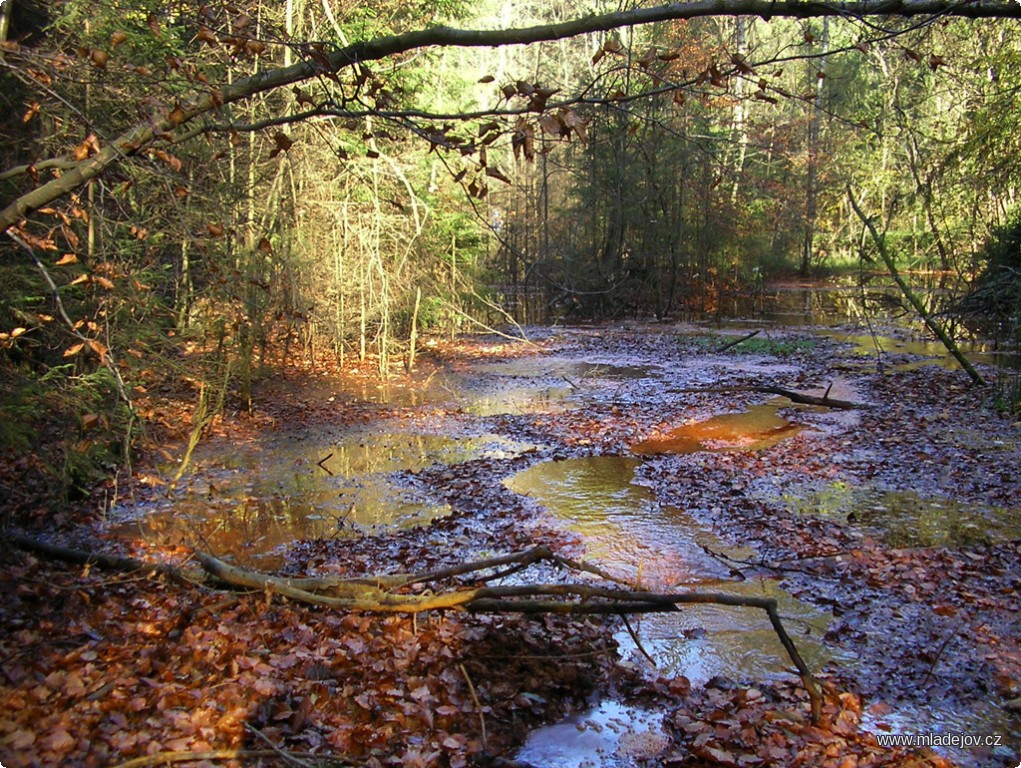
left=2, top=320, right=1020, bottom=768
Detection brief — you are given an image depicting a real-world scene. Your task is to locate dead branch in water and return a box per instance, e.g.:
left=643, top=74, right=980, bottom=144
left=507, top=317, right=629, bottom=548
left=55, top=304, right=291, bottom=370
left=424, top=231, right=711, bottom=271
left=715, top=329, right=762, bottom=353
left=676, top=384, right=861, bottom=410
left=7, top=535, right=824, bottom=723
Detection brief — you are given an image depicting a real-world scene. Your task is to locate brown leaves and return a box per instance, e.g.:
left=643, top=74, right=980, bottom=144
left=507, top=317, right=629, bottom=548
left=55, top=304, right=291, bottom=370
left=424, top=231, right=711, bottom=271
left=592, top=36, right=624, bottom=65
left=512, top=120, right=535, bottom=162
left=537, top=108, right=589, bottom=143
left=268, top=132, right=294, bottom=158
left=168, top=104, right=192, bottom=129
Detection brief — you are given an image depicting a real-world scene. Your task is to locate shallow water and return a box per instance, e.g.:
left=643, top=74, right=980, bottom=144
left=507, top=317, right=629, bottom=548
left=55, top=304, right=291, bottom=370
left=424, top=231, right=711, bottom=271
left=632, top=402, right=804, bottom=455
left=779, top=482, right=1021, bottom=548
left=112, top=431, right=534, bottom=566
left=516, top=700, right=668, bottom=768
left=503, top=457, right=847, bottom=684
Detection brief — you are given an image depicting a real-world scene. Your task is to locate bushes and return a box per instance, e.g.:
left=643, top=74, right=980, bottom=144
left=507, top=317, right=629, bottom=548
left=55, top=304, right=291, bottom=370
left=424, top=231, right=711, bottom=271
left=956, top=216, right=1021, bottom=413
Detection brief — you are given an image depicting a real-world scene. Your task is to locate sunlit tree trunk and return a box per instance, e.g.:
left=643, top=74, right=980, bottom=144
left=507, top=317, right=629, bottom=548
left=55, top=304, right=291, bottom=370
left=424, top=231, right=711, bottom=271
left=801, top=16, right=829, bottom=277
left=731, top=16, right=750, bottom=204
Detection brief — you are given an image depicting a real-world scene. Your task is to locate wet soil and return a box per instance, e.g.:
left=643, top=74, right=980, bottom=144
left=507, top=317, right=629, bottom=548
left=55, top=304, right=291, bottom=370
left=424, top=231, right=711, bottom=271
left=2, top=321, right=1020, bottom=767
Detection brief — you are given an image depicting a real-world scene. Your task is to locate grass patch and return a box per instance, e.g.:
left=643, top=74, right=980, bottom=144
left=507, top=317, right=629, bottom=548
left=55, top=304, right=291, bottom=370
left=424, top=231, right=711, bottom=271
left=691, top=333, right=823, bottom=356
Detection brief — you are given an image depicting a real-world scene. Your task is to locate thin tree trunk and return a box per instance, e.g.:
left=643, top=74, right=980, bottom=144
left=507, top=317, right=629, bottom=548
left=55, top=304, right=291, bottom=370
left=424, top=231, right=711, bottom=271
left=847, top=186, right=985, bottom=385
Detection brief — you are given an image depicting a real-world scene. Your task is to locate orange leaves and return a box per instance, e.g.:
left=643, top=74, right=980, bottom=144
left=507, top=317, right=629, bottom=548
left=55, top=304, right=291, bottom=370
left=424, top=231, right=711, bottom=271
left=73, top=135, right=101, bottom=161
left=150, top=148, right=183, bottom=172
left=22, top=101, right=41, bottom=123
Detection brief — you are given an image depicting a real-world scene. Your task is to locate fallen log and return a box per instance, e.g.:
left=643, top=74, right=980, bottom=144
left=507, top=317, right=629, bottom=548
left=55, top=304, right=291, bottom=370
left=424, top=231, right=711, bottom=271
left=7, top=533, right=824, bottom=723
left=676, top=384, right=861, bottom=410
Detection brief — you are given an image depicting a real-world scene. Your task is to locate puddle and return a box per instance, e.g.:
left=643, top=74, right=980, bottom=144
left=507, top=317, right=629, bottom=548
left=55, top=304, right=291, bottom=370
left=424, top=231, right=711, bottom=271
left=504, top=456, right=737, bottom=587
left=113, top=432, right=534, bottom=565
left=780, top=483, right=1021, bottom=548
left=507, top=456, right=853, bottom=767
left=632, top=402, right=804, bottom=455
left=460, top=358, right=656, bottom=416
left=476, top=358, right=654, bottom=382
left=822, top=330, right=1019, bottom=371
left=612, top=578, right=846, bottom=686
left=503, top=457, right=848, bottom=684
left=516, top=700, right=668, bottom=768
left=458, top=384, right=575, bottom=416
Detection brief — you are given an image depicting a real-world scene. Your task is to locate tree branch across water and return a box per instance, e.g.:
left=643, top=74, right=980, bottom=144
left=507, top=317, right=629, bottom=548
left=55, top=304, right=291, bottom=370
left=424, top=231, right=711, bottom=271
left=2, top=0, right=1018, bottom=232
left=7, top=534, right=824, bottom=722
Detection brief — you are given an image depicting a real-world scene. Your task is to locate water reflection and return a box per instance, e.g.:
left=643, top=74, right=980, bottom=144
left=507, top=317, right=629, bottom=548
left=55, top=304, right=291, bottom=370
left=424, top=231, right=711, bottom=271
left=613, top=579, right=843, bottom=686
left=503, top=456, right=846, bottom=684
left=780, top=483, right=1021, bottom=548
left=113, top=432, right=534, bottom=565
left=632, top=402, right=804, bottom=455
left=504, top=456, right=735, bottom=587
left=516, top=700, right=667, bottom=768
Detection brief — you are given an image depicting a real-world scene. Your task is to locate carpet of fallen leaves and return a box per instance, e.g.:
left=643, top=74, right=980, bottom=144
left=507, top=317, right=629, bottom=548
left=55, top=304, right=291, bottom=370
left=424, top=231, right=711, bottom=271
left=1, top=320, right=1019, bottom=767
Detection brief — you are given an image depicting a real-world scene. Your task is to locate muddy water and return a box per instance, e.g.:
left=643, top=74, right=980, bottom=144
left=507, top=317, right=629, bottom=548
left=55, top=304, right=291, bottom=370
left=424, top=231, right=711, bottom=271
left=503, top=457, right=847, bottom=682
left=632, top=402, right=804, bottom=455
left=112, top=431, right=535, bottom=566
left=505, top=456, right=852, bottom=768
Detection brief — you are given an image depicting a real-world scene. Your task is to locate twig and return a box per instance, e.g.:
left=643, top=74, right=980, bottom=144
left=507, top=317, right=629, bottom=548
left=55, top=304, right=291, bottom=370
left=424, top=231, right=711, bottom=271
left=846, top=185, right=985, bottom=386
left=460, top=663, right=488, bottom=750
left=317, top=452, right=335, bottom=475
left=244, top=724, right=316, bottom=768
left=673, top=384, right=860, bottom=410
left=108, top=750, right=338, bottom=768
left=619, top=613, right=657, bottom=666
left=715, top=329, right=762, bottom=353
left=920, top=617, right=965, bottom=689
left=9, top=535, right=825, bottom=725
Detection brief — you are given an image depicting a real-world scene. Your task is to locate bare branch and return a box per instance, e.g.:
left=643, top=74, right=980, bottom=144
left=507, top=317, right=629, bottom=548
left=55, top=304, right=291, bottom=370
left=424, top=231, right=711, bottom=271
left=2, top=0, right=1017, bottom=233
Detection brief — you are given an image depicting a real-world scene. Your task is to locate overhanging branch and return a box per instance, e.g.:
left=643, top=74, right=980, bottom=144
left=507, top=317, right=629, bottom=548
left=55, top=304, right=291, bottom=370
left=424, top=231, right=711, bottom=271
left=1, top=0, right=1018, bottom=233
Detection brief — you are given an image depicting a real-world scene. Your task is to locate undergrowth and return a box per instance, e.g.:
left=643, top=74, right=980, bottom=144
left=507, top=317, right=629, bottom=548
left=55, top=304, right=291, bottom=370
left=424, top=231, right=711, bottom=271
left=693, top=333, right=822, bottom=356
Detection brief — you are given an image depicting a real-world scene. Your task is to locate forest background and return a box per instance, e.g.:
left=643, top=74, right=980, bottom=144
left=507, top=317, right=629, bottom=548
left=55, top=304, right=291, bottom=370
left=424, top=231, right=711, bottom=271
left=1, top=0, right=1020, bottom=503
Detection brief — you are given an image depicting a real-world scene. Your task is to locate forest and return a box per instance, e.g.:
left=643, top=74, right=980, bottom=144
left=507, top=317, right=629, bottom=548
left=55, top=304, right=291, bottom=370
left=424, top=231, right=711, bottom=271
left=1, top=0, right=1020, bottom=766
